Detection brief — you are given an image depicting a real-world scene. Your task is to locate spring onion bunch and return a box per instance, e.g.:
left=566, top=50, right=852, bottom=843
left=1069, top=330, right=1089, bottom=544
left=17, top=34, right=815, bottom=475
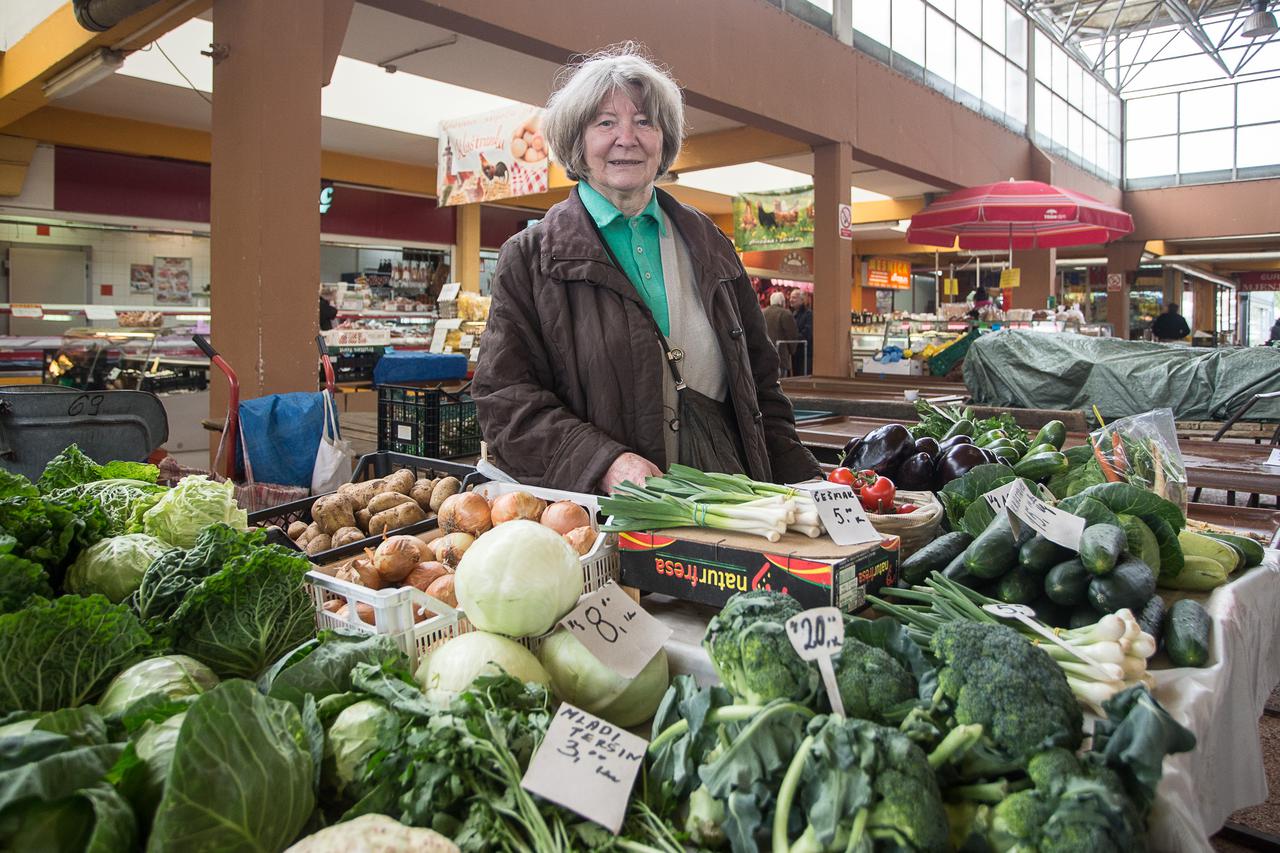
left=599, top=464, right=822, bottom=542
left=869, top=573, right=1157, bottom=714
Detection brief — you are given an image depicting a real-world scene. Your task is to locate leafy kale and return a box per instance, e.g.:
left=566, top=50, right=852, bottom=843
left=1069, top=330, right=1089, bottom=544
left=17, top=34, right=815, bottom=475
left=99, top=461, right=160, bottom=485
left=131, top=524, right=266, bottom=627
left=1090, top=684, right=1196, bottom=814
left=0, top=535, right=53, bottom=614
left=48, top=479, right=167, bottom=538
left=0, top=491, right=110, bottom=587
left=0, top=470, right=37, bottom=500
left=938, top=464, right=1032, bottom=535
left=703, top=589, right=819, bottom=706
left=165, top=544, right=314, bottom=680
left=0, top=595, right=152, bottom=713
left=259, top=631, right=409, bottom=709
left=37, top=444, right=159, bottom=494
left=1046, top=445, right=1106, bottom=499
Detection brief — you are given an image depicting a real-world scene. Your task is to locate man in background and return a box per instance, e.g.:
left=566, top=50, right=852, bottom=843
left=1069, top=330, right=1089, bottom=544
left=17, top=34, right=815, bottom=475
left=763, top=291, right=799, bottom=377
left=1152, top=302, right=1191, bottom=342
left=789, top=289, right=813, bottom=375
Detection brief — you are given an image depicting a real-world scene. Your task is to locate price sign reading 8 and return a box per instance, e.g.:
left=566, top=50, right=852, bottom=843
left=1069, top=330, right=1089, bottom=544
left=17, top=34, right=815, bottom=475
left=570, top=603, right=624, bottom=644
left=559, top=581, right=672, bottom=680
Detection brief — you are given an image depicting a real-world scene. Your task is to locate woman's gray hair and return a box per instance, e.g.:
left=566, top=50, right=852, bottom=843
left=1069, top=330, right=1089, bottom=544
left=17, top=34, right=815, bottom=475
left=542, top=43, right=685, bottom=183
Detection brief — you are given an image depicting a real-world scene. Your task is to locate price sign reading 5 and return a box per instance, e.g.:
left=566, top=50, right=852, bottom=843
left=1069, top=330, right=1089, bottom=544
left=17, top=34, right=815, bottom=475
left=793, top=484, right=881, bottom=546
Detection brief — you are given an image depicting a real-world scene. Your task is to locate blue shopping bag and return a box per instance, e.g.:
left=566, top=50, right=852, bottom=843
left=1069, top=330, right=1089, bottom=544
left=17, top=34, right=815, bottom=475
left=236, top=392, right=325, bottom=488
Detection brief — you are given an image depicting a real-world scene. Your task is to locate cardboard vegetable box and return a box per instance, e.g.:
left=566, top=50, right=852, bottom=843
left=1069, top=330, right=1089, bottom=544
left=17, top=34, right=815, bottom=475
left=618, top=526, right=899, bottom=613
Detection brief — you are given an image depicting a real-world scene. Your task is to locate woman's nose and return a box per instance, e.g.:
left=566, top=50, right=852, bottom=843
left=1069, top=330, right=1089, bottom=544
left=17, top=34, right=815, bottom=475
left=613, top=121, right=638, bottom=146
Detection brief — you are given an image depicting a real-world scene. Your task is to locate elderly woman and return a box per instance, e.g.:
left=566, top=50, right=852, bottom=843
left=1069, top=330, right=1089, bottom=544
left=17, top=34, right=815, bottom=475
left=473, top=45, right=820, bottom=493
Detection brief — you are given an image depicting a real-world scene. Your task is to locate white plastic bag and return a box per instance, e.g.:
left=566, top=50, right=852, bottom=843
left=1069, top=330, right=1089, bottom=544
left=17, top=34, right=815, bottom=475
left=311, top=389, right=353, bottom=494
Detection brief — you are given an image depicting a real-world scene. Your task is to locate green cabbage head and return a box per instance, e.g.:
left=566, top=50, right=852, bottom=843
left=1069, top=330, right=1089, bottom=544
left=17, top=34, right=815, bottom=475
left=142, top=476, right=248, bottom=548
left=98, top=655, right=220, bottom=716
left=66, top=533, right=172, bottom=603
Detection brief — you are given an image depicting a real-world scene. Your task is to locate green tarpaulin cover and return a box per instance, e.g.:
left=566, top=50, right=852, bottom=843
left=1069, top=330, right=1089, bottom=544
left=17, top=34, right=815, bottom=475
left=963, top=330, right=1280, bottom=421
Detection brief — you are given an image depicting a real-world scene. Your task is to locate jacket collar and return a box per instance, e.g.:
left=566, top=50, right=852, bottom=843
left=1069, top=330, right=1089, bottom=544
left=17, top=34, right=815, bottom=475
left=539, top=187, right=741, bottom=295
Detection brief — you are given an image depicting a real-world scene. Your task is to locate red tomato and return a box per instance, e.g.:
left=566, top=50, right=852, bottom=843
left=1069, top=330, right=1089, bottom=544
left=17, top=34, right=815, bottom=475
left=826, top=467, right=857, bottom=486
left=897, top=503, right=919, bottom=515
left=859, top=475, right=897, bottom=514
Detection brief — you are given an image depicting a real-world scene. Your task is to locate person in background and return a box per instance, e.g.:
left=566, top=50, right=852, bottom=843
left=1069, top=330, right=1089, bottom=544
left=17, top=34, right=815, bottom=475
left=1265, top=318, right=1280, bottom=346
left=789, top=288, right=813, bottom=375
left=319, top=295, right=338, bottom=332
left=1151, top=302, right=1191, bottom=342
left=472, top=43, right=820, bottom=493
left=763, top=291, right=799, bottom=376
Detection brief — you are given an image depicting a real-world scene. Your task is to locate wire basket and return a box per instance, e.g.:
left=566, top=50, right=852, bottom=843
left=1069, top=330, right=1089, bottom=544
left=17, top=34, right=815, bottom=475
left=378, top=384, right=480, bottom=459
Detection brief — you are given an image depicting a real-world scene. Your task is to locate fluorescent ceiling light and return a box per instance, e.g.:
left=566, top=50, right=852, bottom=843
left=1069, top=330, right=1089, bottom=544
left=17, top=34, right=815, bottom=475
left=677, top=163, right=812, bottom=196
left=119, top=19, right=529, bottom=136
left=44, top=48, right=124, bottom=100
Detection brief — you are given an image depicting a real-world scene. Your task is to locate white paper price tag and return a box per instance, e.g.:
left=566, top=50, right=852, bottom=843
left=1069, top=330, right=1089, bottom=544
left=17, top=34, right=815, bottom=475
left=521, top=703, right=647, bottom=833
left=429, top=318, right=462, bottom=353
left=84, top=305, right=118, bottom=321
left=785, top=607, right=846, bottom=717
left=983, top=481, right=1018, bottom=512
left=437, top=282, right=461, bottom=302
left=1004, top=479, right=1085, bottom=551
left=560, top=581, right=671, bottom=679
left=1265, top=448, right=1280, bottom=468
left=10, top=304, right=41, bottom=319
left=795, top=484, right=881, bottom=546
left=459, top=333, right=475, bottom=349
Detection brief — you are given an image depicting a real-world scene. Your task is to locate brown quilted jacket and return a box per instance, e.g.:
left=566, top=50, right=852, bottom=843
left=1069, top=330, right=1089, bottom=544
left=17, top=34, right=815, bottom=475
left=472, top=187, right=821, bottom=493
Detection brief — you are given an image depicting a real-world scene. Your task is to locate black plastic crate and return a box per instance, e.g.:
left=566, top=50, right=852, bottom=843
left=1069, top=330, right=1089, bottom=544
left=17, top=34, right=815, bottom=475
left=247, top=452, right=476, bottom=563
left=377, top=384, right=480, bottom=460
left=322, top=347, right=382, bottom=384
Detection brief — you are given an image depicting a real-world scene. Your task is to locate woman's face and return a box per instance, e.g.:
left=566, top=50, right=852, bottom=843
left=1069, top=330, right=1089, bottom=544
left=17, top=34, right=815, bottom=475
left=582, top=88, right=663, bottom=199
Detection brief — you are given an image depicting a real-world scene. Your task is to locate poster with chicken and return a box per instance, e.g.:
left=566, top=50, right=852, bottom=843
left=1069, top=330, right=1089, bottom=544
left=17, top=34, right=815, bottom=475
left=437, top=104, right=548, bottom=206
left=732, top=186, right=816, bottom=252
left=152, top=257, right=192, bottom=305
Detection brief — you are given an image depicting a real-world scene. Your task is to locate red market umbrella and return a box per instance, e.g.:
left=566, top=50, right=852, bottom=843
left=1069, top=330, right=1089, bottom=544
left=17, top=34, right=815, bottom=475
left=906, top=179, right=1133, bottom=250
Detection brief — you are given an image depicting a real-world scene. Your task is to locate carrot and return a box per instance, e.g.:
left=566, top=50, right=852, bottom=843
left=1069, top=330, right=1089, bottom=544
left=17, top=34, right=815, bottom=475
left=1092, top=437, right=1123, bottom=483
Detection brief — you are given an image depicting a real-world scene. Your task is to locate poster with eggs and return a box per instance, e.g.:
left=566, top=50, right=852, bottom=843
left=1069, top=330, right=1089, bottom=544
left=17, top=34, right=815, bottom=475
left=153, top=256, right=193, bottom=305
left=437, top=104, right=548, bottom=206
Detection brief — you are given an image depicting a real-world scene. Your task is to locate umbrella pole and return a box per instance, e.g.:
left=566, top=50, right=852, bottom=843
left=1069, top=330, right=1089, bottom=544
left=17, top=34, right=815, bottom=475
left=1008, top=224, right=1014, bottom=312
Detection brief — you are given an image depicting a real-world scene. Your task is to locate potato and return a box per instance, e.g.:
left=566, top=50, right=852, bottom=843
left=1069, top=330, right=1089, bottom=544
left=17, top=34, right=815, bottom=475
left=332, top=526, right=365, bottom=548
left=340, top=479, right=385, bottom=509
left=355, top=508, right=373, bottom=531
left=429, top=477, right=462, bottom=511
left=368, top=492, right=416, bottom=514
left=410, top=480, right=436, bottom=511
left=287, top=520, right=309, bottom=540
left=322, top=599, right=344, bottom=613
left=305, top=533, right=333, bottom=555
left=312, top=494, right=356, bottom=535
left=368, top=502, right=427, bottom=535
left=298, top=522, right=323, bottom=545
left=384, top=469, right=415, bottom=496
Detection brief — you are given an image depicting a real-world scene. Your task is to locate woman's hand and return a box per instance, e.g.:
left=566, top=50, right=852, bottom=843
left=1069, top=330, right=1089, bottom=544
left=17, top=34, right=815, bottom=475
left=600, top=452, right=662, bottom=494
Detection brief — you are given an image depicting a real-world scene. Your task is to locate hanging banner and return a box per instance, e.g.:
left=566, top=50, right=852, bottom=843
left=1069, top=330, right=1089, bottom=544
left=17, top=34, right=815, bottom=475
left=1000, top=267, right=1021, bottom=289
left=733, top=185, right=815, bottom=252
left=944, top=277, right=960, bottom=296
left=1238, top=271, right=1280, bottom=292
left=867, top=257, right=911, bottom=290
left=437, top=104, right=548, bottom=206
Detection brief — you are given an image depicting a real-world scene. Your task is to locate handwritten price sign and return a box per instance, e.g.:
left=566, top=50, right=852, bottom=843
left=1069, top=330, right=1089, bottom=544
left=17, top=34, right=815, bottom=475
left=560, top=581, right=671, bottom=679
left=793, top=483, right=881, bottom=546
left=521, top=704, right=647, bottom=833
left=786, top=607, right=847, bottom=717
left=1004, top=479, right=1085, bottom=550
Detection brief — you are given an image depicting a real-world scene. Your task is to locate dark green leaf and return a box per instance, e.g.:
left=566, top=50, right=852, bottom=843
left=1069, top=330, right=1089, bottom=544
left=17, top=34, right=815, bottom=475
left=262, top=632, right=409, bottom=708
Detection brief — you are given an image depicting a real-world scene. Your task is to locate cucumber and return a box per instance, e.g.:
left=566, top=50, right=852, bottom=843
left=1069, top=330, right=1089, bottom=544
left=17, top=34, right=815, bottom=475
left=941, top=550, right=979, bottom=587
left=900, top=531, right=974, bottom=586
left=1164, top=599, right=1211, bottom=667
left=1031, top=596, right=1071, bottom=629
left=1008, top=439, right=1029, bottom=457
left=1025, top=443, right=1059, bottom=458
left=1200, top=532, right=1264, bottom=568
left=1079, top=524, right=1127, bottom=576
left=984, top=439, right=1015, bottom=453
left=943, top=419, right=975, bottom=440
left=1069, top=604, right=1101, bottom=629
left=975, top=429, right=1008, bottom=447
left=1045, top=558, right=1090, bottom=606
left=1012, top=452, right=1070, bottom=482
left=1019, top=534, right=1071, bottom=576
left=1033, top=420, right=1068, bottom=451
left=1137, top=594, right=1166, bottom=646
left=993, top=566, right=1041, bottom=605
left=991, top=447, right=1021, bottom=464
left=963, top=515, right=1019, bottom=579
left=1088, top=558, right=1156, bottom=614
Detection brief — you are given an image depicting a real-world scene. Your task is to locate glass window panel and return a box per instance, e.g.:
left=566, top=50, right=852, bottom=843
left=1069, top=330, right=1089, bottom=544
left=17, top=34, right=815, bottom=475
left=1034, top=29, right=1051, bottom=83
left=1082, top=74, right=1096, bottom=120
left=1237, top=123, right=1280, bottom=168
left=1084, top=119, right=1099, bottom=166
left=982, top=0, right=1005, bottom=51
left=956, top=0, right=982, bottom=35
left=1006, top=7, right=1027, bottom=67
left=1035, top=83, right=1052, bottom=140
left=1052, top=46, right=1068, bottom=94
left=1068, top=62, right=1083, bottom=109
left=1126, top=136, right=1177, bottom=179
left=1109, top=93, right=1122, bottom=134
left=929, top=0, right=955, bottom=16
left=854, top=0, right=892, bottom=46
left=1006, top=62, right=1027, bottom=124
left=1069, top=108, right=1083, bottom=158
left=957, top=30, right=982, bottom=97
left=1110, top=136, right=1121, bottom=178
left=1097, top=125, right=1111, bottom=172
left=1053, top=95, right=1069, bottom=148
left=1179, top=86, right=1234, bottom=132
left=983, top=46, right=1006, bottom=112
left=1179, top=128, right=1234, bottom=174
left=893, top=0, right=926, bottom=66
left=927, top=9, right=956, bottom=82
left=1126, top=93, right=1177, bottom=138
left=1238, top=78, right=1280, bottom=125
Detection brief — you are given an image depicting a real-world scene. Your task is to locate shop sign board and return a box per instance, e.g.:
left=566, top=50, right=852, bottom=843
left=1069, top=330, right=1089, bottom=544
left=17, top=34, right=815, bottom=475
left=1000, top=267, right=1021, bottom=289
left=866, top=257, right=911, bottom=290
left=838, top=203, right=854, bottom=239
left=943, top=277, right=960, bottom=296
left=437, top=104, right=548, bottom=206
left=733, top=185, right=815, bottom=252
left=1238, top=271, right=1280, bottom=292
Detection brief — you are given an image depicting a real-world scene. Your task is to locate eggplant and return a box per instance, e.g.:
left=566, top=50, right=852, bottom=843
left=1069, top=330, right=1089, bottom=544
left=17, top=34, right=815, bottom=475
left=913, top=436, right=940, bottom=457
left=841, top=424, right=915, bottom=475
left=933, top=443, right=990, bottom=488
left=896, top=452, right=935, bottom=489
left=936, top=434, right=974, bottom=456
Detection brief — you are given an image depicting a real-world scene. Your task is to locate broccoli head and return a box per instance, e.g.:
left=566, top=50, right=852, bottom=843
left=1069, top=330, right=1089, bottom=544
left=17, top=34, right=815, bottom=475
left=833, top=636, right=918, bottom=723
left=776, top=715, right=950, bottom=853
left=703, top=590, right=818, bottom=706
left=931, top=621, right=1083, bottom=774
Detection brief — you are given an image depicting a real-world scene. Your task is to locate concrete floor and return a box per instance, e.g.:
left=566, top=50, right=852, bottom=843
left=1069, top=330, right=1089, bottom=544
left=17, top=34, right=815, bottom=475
left=1210, top=688, right=1280, bottom=849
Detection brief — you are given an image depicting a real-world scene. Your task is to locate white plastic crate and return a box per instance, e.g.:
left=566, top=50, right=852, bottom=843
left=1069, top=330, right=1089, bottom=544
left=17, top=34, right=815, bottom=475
left=303, top=481, right=618, bottom=671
